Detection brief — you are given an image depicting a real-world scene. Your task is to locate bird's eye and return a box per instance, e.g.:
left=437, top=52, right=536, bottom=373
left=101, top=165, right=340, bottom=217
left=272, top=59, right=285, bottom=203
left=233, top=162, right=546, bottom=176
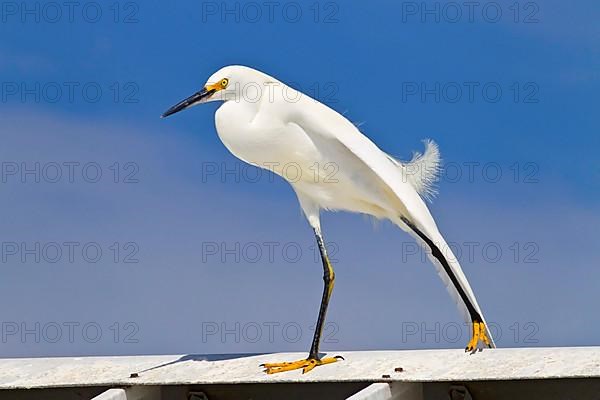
left=221, top=79, right=229, bottom=88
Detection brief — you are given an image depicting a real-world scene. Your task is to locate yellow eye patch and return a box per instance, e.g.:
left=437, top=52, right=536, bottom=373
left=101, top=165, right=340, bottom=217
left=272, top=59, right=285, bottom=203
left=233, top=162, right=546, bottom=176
left=206, top=78, right=229, bottom=92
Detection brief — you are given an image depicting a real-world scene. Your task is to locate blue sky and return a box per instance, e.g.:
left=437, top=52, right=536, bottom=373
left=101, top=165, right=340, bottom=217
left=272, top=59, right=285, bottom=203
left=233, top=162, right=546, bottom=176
left=0, top=0, right=599, bottom=357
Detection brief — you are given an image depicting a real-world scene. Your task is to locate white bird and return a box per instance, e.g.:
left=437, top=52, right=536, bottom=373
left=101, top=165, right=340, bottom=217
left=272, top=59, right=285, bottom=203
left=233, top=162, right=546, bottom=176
left=162, top=65, right=495, bottom=374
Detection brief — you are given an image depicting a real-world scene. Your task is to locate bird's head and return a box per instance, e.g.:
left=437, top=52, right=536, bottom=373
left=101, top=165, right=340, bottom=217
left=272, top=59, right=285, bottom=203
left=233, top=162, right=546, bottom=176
left=161, top=65, right=271, bottom=118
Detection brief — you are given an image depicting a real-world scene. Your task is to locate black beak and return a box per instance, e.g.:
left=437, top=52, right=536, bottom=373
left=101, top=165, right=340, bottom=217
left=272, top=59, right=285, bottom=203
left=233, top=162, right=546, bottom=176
left=161, top=87, right=216, bottom=118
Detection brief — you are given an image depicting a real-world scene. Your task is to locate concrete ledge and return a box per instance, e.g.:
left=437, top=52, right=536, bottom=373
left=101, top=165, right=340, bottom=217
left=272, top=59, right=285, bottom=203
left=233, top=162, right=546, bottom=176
left=0, top=347, right=599, bottom=389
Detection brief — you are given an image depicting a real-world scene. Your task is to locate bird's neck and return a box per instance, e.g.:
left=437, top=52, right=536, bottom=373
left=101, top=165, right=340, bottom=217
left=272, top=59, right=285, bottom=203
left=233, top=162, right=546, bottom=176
left=220, top=98, right=262, bottom=121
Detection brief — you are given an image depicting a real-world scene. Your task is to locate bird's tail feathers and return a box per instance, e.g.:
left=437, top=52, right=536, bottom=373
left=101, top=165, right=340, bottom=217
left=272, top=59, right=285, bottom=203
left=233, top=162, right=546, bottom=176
left=387, top=139, right=441, bottom=202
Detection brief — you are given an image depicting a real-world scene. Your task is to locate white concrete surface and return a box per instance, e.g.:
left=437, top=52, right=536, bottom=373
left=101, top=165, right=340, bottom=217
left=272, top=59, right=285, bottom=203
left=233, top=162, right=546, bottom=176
left=0, top=347, right=599, bottom=389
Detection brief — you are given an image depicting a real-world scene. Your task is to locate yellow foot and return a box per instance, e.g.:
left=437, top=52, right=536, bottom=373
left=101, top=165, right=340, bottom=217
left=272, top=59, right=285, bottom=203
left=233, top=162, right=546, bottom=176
left=261, top=355, right=344, bottom=374
left=465, top=321, right=493, bottom=352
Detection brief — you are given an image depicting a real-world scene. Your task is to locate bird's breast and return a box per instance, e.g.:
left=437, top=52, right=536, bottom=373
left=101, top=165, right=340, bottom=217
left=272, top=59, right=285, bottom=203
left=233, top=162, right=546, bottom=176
left=214, top=102, right=319, bottom=175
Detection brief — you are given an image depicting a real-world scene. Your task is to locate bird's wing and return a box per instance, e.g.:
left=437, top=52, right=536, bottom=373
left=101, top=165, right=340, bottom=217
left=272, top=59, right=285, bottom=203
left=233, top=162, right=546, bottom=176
left=290, top=97, right=435, bottom=229
left=289, top=98, right=494, bottom=345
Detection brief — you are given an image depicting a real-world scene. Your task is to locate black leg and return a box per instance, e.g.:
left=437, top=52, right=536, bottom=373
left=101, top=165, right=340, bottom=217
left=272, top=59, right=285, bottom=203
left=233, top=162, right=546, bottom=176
left=400, top=215, right=493, bottom=351
left=308, top=227, right=335, bottom=359
left=260, top=226, right=343, bottom=373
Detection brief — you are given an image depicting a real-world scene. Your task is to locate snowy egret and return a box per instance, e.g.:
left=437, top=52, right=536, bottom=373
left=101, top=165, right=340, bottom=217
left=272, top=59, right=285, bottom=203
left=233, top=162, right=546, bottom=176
left=162, top=65, right=495, bottom=374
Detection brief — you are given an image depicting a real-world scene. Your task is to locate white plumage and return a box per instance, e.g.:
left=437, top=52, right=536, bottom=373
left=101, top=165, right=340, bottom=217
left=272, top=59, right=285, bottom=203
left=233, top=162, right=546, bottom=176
left=162, top=65, right=495, bottom=367
left=389, top=139, right=441, bottom=202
